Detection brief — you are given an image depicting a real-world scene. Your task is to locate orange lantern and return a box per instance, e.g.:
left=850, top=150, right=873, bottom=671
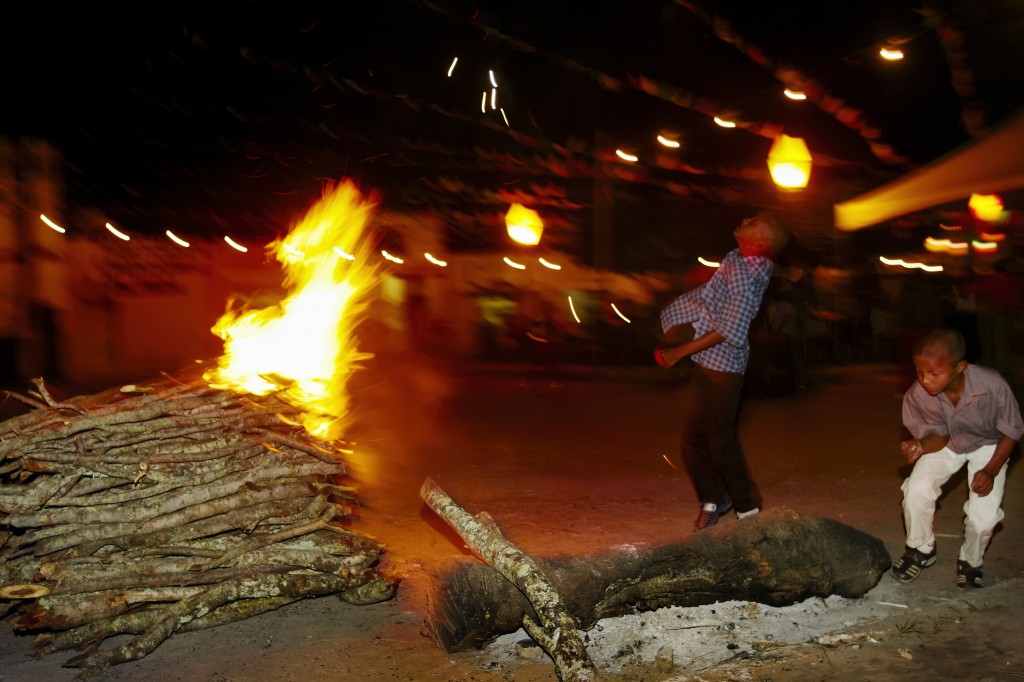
left=767, top=135, right=813, bottom=190
left=505, top=203, right=543, bottom=245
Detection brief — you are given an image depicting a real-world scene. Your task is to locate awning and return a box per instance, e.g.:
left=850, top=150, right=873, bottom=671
left=834, top=108, right=1024, bottom=231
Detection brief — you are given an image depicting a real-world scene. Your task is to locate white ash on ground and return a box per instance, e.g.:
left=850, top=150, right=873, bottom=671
left=474, top=579, right=919, bottom=677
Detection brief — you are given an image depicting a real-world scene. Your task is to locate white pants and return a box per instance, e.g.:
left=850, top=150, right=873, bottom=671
left=901, top=443, right=1006, bottom=568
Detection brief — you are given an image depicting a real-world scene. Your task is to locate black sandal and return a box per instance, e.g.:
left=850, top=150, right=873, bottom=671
left=956, top=560, right=984, bottom=588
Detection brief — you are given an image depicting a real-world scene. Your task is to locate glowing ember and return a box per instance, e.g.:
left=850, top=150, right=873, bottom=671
left=204, top=180, right=381, bottom=440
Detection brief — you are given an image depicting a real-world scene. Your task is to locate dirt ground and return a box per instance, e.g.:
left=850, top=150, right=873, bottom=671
left=1, top=357, right=1022, bottom=681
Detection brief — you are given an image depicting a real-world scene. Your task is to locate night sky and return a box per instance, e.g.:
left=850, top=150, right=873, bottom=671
left=5, top=0, right=1024, bottom=269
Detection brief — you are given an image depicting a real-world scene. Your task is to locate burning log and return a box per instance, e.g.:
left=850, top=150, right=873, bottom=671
left=421, top=477, right=596, bottom=682
left=0, top=375, right=396, bottom=677
left=424, top=506, right=891, bottom=653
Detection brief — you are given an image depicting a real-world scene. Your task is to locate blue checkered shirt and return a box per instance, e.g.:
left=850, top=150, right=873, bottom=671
left=659, top=248, right=773, bottom=373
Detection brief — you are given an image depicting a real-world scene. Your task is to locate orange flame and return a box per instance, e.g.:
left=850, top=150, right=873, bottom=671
left=204, top=180, right=382, bottom=440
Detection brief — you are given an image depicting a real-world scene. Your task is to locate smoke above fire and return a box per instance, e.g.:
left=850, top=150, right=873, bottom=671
left=204, top=180, right=381, bottom=441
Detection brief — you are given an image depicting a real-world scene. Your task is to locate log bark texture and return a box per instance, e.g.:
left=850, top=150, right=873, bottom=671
left=425, top=506, right=891, bottom=652
left=421, top=477, right=596, bottom=682
left=0, top=375, right=396, bottom=677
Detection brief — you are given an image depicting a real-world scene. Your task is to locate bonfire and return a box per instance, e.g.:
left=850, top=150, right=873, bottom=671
left=0, top=181, right=396, bottom=676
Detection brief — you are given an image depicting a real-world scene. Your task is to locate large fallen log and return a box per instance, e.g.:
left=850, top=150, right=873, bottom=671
left=425, top=507, right=891, bottom=652
left=0, top=375, right=396, bottom=677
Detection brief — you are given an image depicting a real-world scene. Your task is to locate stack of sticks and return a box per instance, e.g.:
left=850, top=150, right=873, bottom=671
left=0, top=376, right=394, bottom=676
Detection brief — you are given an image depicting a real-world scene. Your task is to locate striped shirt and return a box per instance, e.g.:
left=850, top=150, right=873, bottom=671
left=903, top=364, right=1024, bottom=454
left=659, top=248, right=773, bottom=373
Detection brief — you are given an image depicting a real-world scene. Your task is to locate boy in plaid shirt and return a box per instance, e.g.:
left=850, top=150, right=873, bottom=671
left=656, top=212, right=788, bottom=531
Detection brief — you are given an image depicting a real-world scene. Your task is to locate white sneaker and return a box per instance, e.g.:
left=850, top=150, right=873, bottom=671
left=737, top=508, right=760, bottom=520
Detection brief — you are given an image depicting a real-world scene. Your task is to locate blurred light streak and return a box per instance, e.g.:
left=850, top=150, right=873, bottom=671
left=697, top=256, right=721, bottom=268
left=424, top=252, right=448, bottom=266
left=615, top=149, right=638, bottom=162
left=382, top=250, right=404, bottom=264
left=924, top=237, right=951, bottom=252
left=224, top=235, right=248, bottom=253
left=333, top=246, right=356, bottom=260
left=713, top=117, right=736, bottom=128
left=488, top=69, right=497, bottom=87
left=447, top=57, right=458, bottom=77
left=968, top=193, right=1006, bottom=222
left=880, top=47, right=904, bottom=60
left=879, top=256, right=943, bottom=272
left=105, top=222, right=130, bottom=241
left=979, top=231, right=1006, bottom=242
left=656, top=135, right=680, bottom=148
left=165, top=230, right=190, bottom=247
left=491, top=87, right=497, bottom=109
left=480, top=91, right=487, bottom=113
left=971, top=240, right=998, bottom=253
left=567, top=295, right=581, bottom=323
left=40, top=214, right=66, bottom=233
left=783, top=89, right=806, bottom=100
left=538, top=257, right=561, bottom=270
left=939, top=223, right=962, bottom=231
left=500, top=108, right=510, bottom=127
left=282, top=243, right=305, bottom=260
left=610, top=303, right=631, bottom=323
left=503, top=256, right=526, bottom=269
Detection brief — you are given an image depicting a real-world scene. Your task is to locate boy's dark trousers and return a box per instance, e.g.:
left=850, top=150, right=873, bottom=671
left=680, top=365, right=759, bottom=513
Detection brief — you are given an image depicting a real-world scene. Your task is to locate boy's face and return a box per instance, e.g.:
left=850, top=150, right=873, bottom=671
left=913, top=350, right=967, bottom=396
left=734, top=216, right=773, bottom=257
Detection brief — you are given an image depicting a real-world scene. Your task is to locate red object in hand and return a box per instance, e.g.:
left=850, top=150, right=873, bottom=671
left=654, top=347, right=670, bottom=368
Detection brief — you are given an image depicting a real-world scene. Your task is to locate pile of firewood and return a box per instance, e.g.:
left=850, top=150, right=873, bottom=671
left=0, top=375, right=395, bottom=676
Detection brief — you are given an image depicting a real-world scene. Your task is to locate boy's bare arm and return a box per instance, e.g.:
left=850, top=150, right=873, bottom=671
left=659, top=329, right=726, bottom=367
left=971, top=434, right=1018, bottom=496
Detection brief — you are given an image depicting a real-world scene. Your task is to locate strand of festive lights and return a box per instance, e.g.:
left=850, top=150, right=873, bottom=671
left=567, top=295, right=581, bottom=323
left=538, top=257, right=561, bottom=270
left=165, top=230, right=190, bottom=248
left=105, top=222, right=130, bottom=241
left=40, top=214, right=66, bottom=233
left=224, top=236, right=248, bottom=252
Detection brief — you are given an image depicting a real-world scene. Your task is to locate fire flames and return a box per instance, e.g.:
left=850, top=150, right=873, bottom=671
left=204, top=180, right=381, bottom=441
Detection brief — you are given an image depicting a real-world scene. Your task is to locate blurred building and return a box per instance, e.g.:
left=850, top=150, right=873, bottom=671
left=0, top=139, right=668, bottom=388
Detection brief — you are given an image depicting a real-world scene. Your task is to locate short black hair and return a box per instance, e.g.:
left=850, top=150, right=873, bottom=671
left=754, top=210, right=790, bottom=255
left=913, top=328, right=966, bottom=364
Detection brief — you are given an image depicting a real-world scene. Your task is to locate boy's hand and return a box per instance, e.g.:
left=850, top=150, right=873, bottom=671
left=900, top=439, right=923, bottom=464
left=971, top=470, right=995, bottom=496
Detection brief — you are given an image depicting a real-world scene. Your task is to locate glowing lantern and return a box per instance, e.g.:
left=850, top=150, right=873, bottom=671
left=505, top=203, right=543, bottom=245
left=968, top=193, right=1006, bottom=223
left=767, top=135, right=813, bottom=189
